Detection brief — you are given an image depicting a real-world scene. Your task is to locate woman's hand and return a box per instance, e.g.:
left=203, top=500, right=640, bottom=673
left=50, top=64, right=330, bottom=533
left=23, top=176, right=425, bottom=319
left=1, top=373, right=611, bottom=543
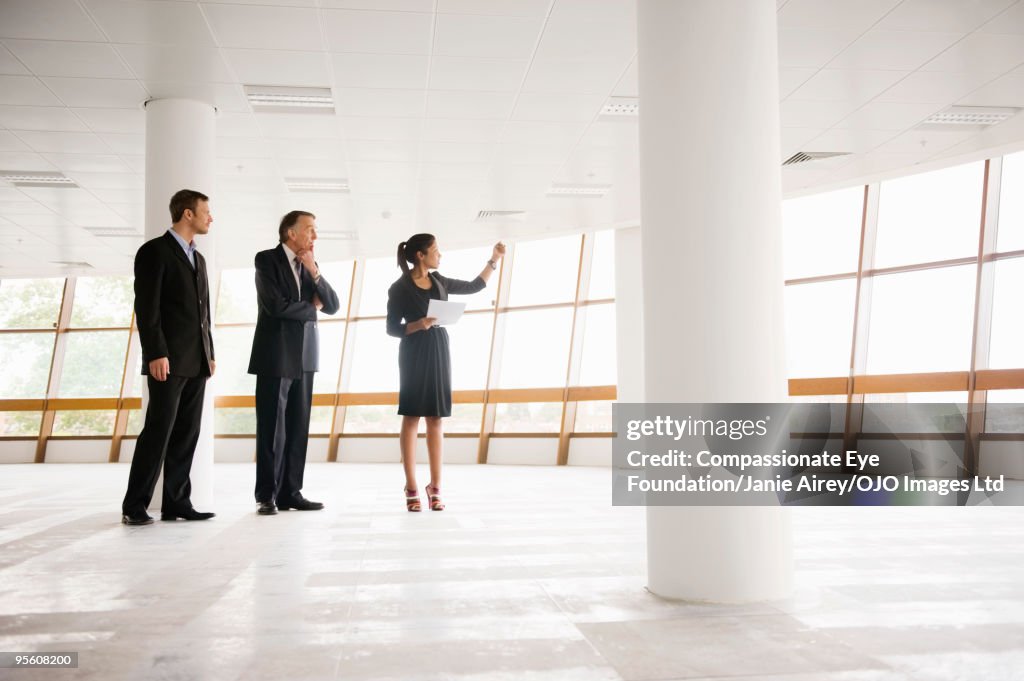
left=491, top=242, right=506, bottom=262
left=418, top=317, right=437, bottom=332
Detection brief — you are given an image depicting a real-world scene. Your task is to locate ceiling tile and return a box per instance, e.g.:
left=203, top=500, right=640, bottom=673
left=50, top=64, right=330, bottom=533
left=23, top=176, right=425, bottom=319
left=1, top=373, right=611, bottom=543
left=419, top=141, right=494, bottom=164
left=64, top=172, right=142, bottom=190
left=116, top=44, right=233, bottom=83
left=428, top=56, right=527, bottom=91
left=275, top=157, right=348, bottom=178
left=41, top=77, right=148, bottom=108
left=255, top=113, right=343, bottom=139
left=0, top=106, right=88, bottom=132
left=533, top=15, right=635, bottom=62
left=434, top=14, right=543, bottom=59
left=835, top=100, right=941, bottom=130
left=217, top=137, right=272, bottom=158
left=874, top=128, right=978, bottom=155
left=266, top=138, right=344, bottom=160
left=787, top=69, right=911, bottom=103
left=0, top=0, right=105, bottom=42
left=72, top=108, right=145, bottom=134
left=340, top=116, right=421, bottom=141
left=878, top=0, right=1016, bottom=32
left=0, top=76, right=62, bottom=106
left=0, top=44, right=29, bottom=76
left=332, top=53, right=429, bottom=90
left=121, top=155, right=145, bottom=174
left=612, top=58, right=638, bottom=98
left=437, top=0, right=549, bottom=16
left=336, top=88, right=425, bottom=117
left=217, top=157, right=280, bottom=177
left=84, top=0, right=216, bottom=46
left=875, top=70, right=1001, bottom=103
left=322, top=0, right=432, bottom=9
left=41, top=153, right=132, bottom=173
left=204, top=4, right=323, bottom=50
left=421, top=118, right=504, bottom=143
left=778, top=28, right=860, bottom=69
left=96, top=133, right=144, bottom=155
left=0, top=151, right=58, bottom=172
left=779, top=99, right=858, bottom=128
left=956, top=72, right=1024, bottom=107
left=2, top=40, right=132, bottom=79
left=502, top=121, right=584, bottom=147
left=921, top=32, right=1024, bottom=73
left=493, top=142, right=572, bottom=164
left=978, top=1, right=1024, bottom=34
left=522, top=59, right=627, bottom=95
left=779, top=68, right=816, bottom=98
left=550, top=0, right=635, bottom=22
left=512, top=92, right=605, bottom=122
left=0, top=131, right=31, bottom=152
left=347, top=161, right=418, bottom=192
left=217, top=113, right=264, bottom=138
left=223, top=49, right=329, bottom=88
left=15, top=130, right=111, bottom=154
left=778, top=0, right=901, bottom=31
left=805, top=128, right=897, bottom=153
left=828, top=30, right=965, bottom=71
left=426, top=90, right=514, bottom=120
left=418, top=163, right=490, bottom=181
left=322, top=9, right=432, bottom=55
left=345, top=139, right=418, bottom=163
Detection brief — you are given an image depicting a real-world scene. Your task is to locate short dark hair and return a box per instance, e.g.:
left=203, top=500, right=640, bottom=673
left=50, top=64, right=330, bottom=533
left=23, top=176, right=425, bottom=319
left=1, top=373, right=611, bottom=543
left=279, top=210, right=316, bottom=243
left=168, top=189, right=209, bottom=223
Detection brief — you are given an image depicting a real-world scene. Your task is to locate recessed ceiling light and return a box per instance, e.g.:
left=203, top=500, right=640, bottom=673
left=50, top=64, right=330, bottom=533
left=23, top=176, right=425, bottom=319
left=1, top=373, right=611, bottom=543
left=546, top=184, right=610, bottom=198
left=85, top=226, right=142, bottom=238
left=0, top=171, right=78, bottom=187
left=600, top=97, right=639, bottom=117
left=922, top=106, right=1020, bottom=126
left=245, top=86, right=335, bottom=114
left=284, top=177, right=349, bottom=193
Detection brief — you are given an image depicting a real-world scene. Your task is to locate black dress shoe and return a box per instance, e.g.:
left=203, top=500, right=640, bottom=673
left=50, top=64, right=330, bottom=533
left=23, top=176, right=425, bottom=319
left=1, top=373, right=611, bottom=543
left=257, top=501, right=278, bottom=515
left=277, top=495, right=323, bottom=511
left=161, top=508, right=215, bottom=521
left=122, top=512, right=154, bottom=526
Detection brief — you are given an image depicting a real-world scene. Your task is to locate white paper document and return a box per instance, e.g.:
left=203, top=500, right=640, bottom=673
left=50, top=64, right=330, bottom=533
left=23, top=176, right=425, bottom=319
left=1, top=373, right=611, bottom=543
left=426, top=299, right=466, bottom=326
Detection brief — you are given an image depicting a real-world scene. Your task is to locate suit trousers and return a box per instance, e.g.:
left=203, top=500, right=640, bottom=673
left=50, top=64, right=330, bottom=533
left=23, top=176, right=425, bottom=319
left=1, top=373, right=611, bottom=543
left=122, top=374, right=207, bottom=515
left=254, top=372, right=314, bottom=504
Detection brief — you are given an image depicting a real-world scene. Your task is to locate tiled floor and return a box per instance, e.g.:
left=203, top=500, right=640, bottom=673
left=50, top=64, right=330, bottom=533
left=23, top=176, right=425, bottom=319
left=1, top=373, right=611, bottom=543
left=0, top=463, right=1022, bottom=680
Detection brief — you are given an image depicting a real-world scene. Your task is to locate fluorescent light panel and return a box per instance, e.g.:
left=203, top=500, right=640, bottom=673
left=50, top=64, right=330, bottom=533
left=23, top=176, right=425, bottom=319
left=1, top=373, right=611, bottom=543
left=245, top=86, right=335, bottom=114
left=600, top=97, right=638, bottom=117
left=921, top=106, right=1020, bottom=126
left=1, top=171, right=77, bottom=187
left=547, top=183, right=610, bottom=197
left=285, top=177, right=349, bottom=193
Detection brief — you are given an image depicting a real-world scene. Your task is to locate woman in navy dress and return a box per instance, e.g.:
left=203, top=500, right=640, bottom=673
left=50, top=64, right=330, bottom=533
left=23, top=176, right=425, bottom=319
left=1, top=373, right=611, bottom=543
left=386, top=234, right=505, bottom=511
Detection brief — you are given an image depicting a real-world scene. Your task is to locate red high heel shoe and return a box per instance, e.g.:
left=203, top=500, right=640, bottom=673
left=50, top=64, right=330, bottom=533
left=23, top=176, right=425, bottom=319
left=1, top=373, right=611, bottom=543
left=404, top=487, right=421, bottom=512
left=425, top=483, right=445, bottom=511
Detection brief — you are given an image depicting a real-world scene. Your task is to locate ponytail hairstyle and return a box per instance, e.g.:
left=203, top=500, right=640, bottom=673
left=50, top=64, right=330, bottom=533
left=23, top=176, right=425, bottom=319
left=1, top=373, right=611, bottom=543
left=396, top=233, right=436, bottom=275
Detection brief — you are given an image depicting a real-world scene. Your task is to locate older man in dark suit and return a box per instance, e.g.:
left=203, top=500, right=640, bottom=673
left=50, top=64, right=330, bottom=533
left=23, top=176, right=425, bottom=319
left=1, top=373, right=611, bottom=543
left=122, top=189, right=217, bottom=525
left=249, top=210, right=340, bottom=515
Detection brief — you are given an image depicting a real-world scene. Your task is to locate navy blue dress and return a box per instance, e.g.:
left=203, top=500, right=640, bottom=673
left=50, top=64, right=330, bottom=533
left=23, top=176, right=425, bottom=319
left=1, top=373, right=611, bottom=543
left=386, top=272, right=486, bottom=416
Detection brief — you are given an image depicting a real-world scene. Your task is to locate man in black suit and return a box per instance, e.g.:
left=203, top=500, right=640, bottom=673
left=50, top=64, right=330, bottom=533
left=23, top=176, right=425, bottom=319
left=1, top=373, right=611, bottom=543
left=122, top=189, right=217, bottom=525
left=249, top=210, right=340, bottom=515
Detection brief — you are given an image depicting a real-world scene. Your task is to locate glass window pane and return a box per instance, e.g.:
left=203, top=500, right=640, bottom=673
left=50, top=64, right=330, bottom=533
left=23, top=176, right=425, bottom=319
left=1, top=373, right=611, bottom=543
left=784, top=279, right=856, bottom=378
left=447, top=403, right=483, bottom=433
left=435, top=245, right=496, bottom=311
left=310, top=406, right=333, bottom=434
left=577, top=303, right=617, bottom=386
left=863, top=392, right=968, bottom=403
left=343, top=405, right=399, bottom=433
left=866, top=265, right=975, bottom=375
left=126, top=335, right=143, bottom=397
left=348, top=320, right=400, bottom=392
left=0, top=411, right=41, bottom=436
left=507, top=235, right=581, bottom=307
left=875, top=161, right=984, bottom=268
left=216, top=268, right=258, bottom=324
left=0, top=278, right=64, bottom=329
left=69, top=276, right=133, bottom=328
left=575, top=400, right=612, bottom=432
left=494, top=402, right=562, bottom=432
left=985, top=390, right=1024, bottom=433
left=214, top=326, right=256, bottom=396
left=52, top=410, right=115, bottom=436
left=59, top=331, right=128, bottom=398
left=358, top=257, right=399, bottom=317
left=215, top=407, right=256, bottom=435
left=0, top=332, right=54, bottom=398
left=450, top=312, right=493, bottom=391
left=312, top=321, right=345, bottom=394
left=996, top=150, right=1024, bottom=252
left=782, top=187, right=863, bottom=279
left=990, top=258, right=1024, bottom=369
left=317, top=261, right=353, bottom=320
left=587, top=230, right=616, bottom=300
left=125, top=408, right=143, bottom=436
left=496, top=308, right=572, bottom=389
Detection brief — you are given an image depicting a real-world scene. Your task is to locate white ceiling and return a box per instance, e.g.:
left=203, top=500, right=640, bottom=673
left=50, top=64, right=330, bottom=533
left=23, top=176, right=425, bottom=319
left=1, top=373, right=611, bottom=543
left=1, top=0, right=1024, bottom=275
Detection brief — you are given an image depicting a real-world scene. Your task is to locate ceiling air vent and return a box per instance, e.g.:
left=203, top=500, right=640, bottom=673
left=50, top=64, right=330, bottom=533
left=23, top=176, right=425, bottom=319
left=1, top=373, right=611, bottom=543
left=918, top=106, right=1021, bottom=131
left=600, top=97, right=639, bottom=118
left=782, top=151, right=851, bottom=166
left=1, top=171, right=78, bottom=188
left=285, top=178, right=349, bottom=193
left=246, top=86, right=334, bottom=114
left=475, top=210, right=525, bottom=221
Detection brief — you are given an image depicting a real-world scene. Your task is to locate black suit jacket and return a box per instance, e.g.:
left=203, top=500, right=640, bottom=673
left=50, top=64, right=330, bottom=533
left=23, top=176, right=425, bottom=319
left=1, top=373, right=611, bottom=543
left=248, top=244, right=341, bottom=379
left=134, top=231, right=215, bottom=378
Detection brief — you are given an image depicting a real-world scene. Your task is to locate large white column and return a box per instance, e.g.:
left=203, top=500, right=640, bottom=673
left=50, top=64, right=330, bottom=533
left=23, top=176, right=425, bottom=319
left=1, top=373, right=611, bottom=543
left=637, top=0, right=791, bottom=601
left=143, top=98, right=217, bottom=510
